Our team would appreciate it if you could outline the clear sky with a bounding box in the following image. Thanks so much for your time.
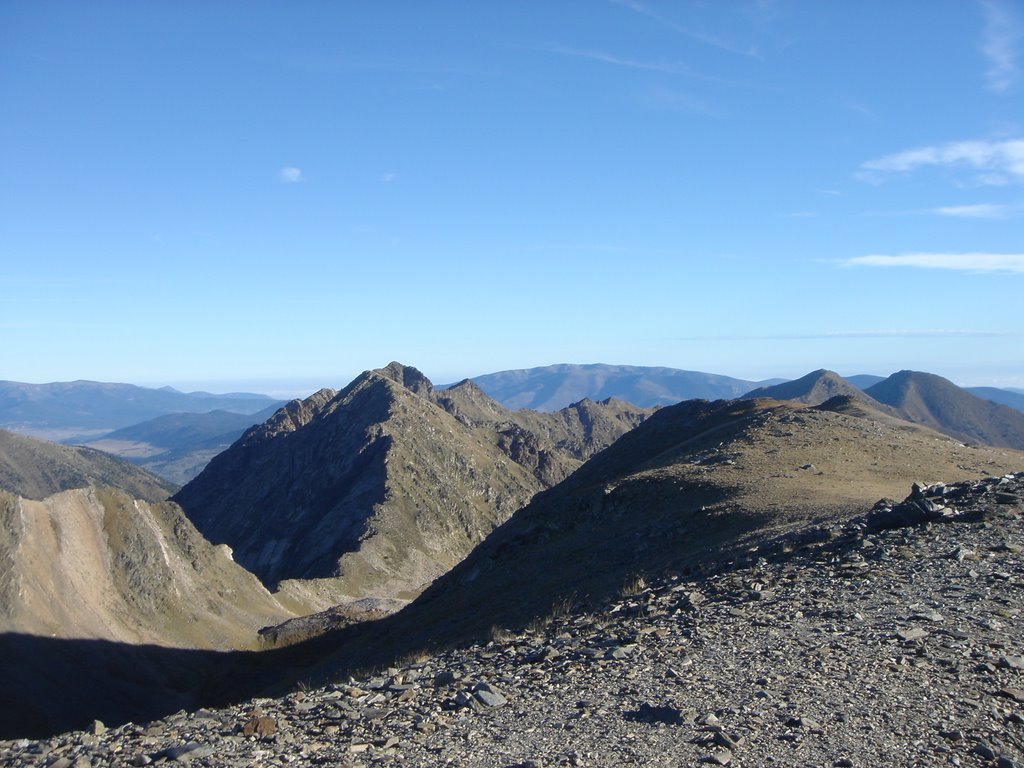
[2,1,1022,397]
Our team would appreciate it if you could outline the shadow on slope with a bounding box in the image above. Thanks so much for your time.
[0,633,327,740]
[0,634,228,739]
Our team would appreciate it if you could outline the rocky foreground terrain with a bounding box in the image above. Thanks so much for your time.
[4,474,1021,767]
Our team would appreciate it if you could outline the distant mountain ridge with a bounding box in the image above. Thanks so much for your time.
[79,405,282,484]
[964,386,1024,412]
[460,363,785,411]
[0,380,281,441]
[174,363,651,606]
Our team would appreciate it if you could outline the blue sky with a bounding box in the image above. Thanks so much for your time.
[2,1,1022,397]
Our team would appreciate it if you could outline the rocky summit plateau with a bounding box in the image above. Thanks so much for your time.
[0,361,1023,767]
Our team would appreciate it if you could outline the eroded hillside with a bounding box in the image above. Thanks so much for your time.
[0,486,299,649]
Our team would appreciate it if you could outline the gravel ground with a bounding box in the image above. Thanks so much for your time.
[3,473,1022,768]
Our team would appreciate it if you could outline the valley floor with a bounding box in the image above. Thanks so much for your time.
[2,475,1023,767]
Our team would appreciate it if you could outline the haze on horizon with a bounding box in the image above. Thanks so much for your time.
[2,1,1022,392]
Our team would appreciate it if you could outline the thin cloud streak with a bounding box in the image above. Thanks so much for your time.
[544,44,693,76]
[934,203,1019,218]
[842,252,1024,272]
[980,0,1021,93]
[673,329,1024,341]
[609,0,762,58]
[280,166,303,183]
[544,44,764,90]
[860,139,1024,184]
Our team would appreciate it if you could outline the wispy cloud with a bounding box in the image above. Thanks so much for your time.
[280,166,304,183]
[841,100,876,119]
[610,0,762,58]
[543,44,758,89]
[934,202,1020,218]
[545,44,693,76]
[674,329,1023,341]
[382,172,398,183]
[980,0,1021,92]
[841,252,1024,272]
[639,85,722,117]
[859,139,1024,185]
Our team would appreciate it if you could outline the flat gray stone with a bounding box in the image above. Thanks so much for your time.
[473,683,508,709]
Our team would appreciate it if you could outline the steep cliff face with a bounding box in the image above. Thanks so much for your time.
[174,364,651,603]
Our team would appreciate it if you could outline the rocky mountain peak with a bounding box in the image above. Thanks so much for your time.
[375,362,434,397]
[173,363,651,607]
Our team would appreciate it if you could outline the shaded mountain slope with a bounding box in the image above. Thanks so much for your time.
[463,363,783,411]
[866,370,1024,449]
[742,369,874,406]
[79,405,281,484]
[174,364,650,605]
[0,428,176,501]
[289,396,1024,679]
[0,486,298,649]
[0,379,279,441]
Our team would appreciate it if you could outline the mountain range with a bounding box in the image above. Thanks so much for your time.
[0,379,280,441]
[462,362,1024,413]
[3,366,1022,488]
[459,363,786,410]
[2,360,1024,742]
